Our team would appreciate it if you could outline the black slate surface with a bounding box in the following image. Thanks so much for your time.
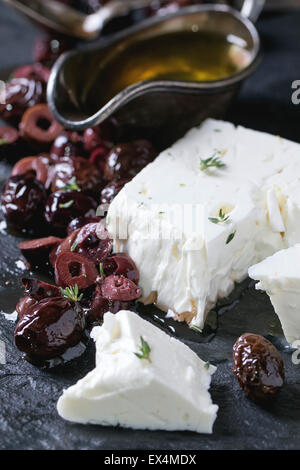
[1,2,300,450]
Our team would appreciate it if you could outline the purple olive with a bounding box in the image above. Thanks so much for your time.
[104,140,157,181]
[67,216,102,234]
[21,278,61,300]
[1,172,46,230]
[100,275,141,301]
[102,253,139,284]
[14,296,85,360]
[86,284,133,325]
[19,236,63,268]
[74,222,112,264]
[44,190,97,235]
[0,78,46,125]
[50,131,85,160]
[54,251,99,289]
[100,178,129,205]
[51,156,103,196]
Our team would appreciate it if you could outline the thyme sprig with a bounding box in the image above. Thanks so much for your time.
[226,230,236,244]
[134,336,151,362]
[208,208,230,225]
[200,151,226,171]
[70,240,78,252]
[59,200,74,209]
[99,262,105,277]
[62,177,80,192]
[190,324,202,334]
[60,284,83,302]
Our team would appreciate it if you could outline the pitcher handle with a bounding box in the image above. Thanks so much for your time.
[240,0,265,22]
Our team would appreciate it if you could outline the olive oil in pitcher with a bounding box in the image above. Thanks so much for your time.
[85,30,251,112]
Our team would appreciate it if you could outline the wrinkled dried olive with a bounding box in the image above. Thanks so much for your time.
[233,333,285,401]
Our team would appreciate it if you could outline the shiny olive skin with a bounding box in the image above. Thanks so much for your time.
[51,157,103,196]
[100,178,129,206]
[0,78,46,125]
[67,216,102,234]
[50,131,85,160]
[102,253,139,284]
[21,278,61,300]
[44,190,97,235]
[19,236,63,268]
[1,172,46,229]
[75,222,112,264]
[233,333,285,401]
[16,296,37,320]
[103,140,157,181]
[54,251,99,289]
[49,228,81,267]
[85,284,133,325]
[12,155,50,187]
[15,296,85,360]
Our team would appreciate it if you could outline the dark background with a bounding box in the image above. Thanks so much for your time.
[0,0,300,451]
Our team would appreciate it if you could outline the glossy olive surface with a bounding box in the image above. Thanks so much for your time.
[233,333,285,401]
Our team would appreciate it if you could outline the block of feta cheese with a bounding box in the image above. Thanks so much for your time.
[106,119,300,328]
[57,310,218,434]
[249,244,300,346]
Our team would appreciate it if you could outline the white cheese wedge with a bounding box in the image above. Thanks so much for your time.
[107,119,300,327]
[57,310,218,433]
[249,245,300,345]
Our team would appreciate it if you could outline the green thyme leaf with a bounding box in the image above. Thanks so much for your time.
[99,263,105,277]
[59,200,74,209]
[208,208,230,224]
[190,324,202,333]
[208,217,220,224]
[200,150,226,171]
[134,336,151,362]
[62,177,80,192]
[60,284,83,302]
[70,240,78,252]
[226,230,236,244]
[204,361,210,370]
